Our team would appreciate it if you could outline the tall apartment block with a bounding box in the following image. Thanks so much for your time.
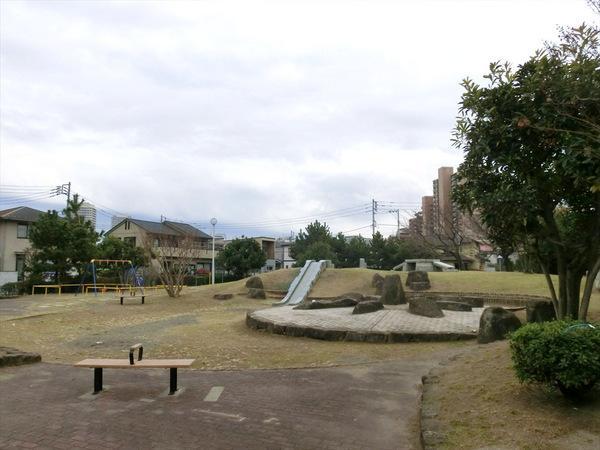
[432,166,454,235]
[421,195,434,236]
[78,202,97,229]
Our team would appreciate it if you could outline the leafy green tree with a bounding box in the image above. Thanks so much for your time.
[217,237,267,279]
[296,241,337,266]
[337,235,370,268]
[97,236,146,267]
[453,24,600,319]
[27,194,99,283]
[290,221,333,259]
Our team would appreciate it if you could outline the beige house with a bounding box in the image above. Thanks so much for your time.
[106,218,220,271]
[0,206,44,283]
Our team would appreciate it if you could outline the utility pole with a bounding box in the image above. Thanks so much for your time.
[55,182,71,208]
[388,209,400,236]
[371,199,378,237]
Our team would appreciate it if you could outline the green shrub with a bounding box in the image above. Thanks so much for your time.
[0,282,24,297]
[509,320,600,398]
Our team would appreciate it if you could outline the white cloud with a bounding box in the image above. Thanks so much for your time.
[0,0,594,235]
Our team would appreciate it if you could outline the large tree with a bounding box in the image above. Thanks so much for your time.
[452,24,600,319]
[27,194,99,283]
[217,237,266,279]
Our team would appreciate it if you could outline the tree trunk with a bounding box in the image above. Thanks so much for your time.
[579,257,600,320]
[566,270,582,320]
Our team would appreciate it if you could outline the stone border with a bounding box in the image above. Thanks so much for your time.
[0,347,42,367]
[246,312,476,343]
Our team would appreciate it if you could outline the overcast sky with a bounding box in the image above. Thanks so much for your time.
[0,0,594,237]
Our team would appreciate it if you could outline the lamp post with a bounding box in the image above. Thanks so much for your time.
[210,218,217,284]
[497,255,503,272]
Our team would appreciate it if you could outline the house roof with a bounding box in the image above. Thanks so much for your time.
[0,206,45,223]
[107,217,210,239]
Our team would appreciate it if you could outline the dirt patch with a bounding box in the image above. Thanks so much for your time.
[421,341,600,449]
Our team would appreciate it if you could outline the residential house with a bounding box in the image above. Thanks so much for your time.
[275,238,296,269]
[0,206,44,283]
[106,218,220,272]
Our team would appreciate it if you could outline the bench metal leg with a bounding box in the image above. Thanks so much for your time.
[141,296,145,305]
[169,368,177,395]
[93,368,103,394]
[120,297,123,305]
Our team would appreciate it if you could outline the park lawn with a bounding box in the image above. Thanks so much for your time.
[424,341,600,449]
[312,268,600,317]
[0,269,464,370]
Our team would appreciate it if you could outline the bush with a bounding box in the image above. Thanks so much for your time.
[0,282,24,297]
[509,320,600,398]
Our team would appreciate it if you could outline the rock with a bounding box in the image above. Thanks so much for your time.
[409,282,431,291]
[337,292,365,302]
[247,288,266,299]
[460,297,485,307]
[406,271,431,290]
[213,293,233,300]
[363,295,381,302]
[0,347,41,367]
[245,276,264,289]
[436,300,472,311]
[294,298,358,310]
[352,300,384,315]
[526,301,556,323]
[408,298,444,318]
[371,273,384,288]
[478,307,521,344]
[380,274,407,305]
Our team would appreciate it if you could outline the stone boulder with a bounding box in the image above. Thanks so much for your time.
[406,271,431,290]
[526,301,556,323]
[337,292,365,302]
[380,274,407,305]
[213,293,233,300]
[352,300,384,315]
[408,298,444,318]
[436,300,472,312]
[0,347,41,367]
[294,297,358,310]
[363,295,381,302]
[371,273,384,287]
[247,288,266,299]
[478,307,521,344]
[245,276,264,289]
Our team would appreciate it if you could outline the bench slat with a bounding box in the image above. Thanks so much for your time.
[75,359,194,368]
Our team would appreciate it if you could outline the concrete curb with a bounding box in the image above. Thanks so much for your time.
[246,312,476,343]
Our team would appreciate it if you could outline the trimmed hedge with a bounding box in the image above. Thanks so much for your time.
[509,320,600,398]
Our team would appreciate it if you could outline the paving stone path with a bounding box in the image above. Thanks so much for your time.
[0,351,462,449]
[251,305,481,337]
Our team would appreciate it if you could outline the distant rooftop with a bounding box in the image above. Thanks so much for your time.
[0,206,45,223]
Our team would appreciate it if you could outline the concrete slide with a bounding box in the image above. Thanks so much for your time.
[273,260,328,306]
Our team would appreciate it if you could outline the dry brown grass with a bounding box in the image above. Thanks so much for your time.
[0,270,464,370]
[426,341,600,449]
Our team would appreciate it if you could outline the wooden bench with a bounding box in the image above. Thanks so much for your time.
[119,294,145,305]
[75,344,194,395]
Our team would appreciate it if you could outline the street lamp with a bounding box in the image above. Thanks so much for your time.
[210,218,217,284]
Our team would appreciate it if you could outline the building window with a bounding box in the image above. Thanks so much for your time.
[124,220,131,230]
[15,254,25,280]
[17,223,29,239]
[124,236,136,246]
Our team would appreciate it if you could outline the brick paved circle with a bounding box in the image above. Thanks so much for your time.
[248,305,481,342]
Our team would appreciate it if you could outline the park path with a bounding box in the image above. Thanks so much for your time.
[0,351,460,450]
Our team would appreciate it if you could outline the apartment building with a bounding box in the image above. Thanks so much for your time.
[106,218,220,271]
[0,206,44,283]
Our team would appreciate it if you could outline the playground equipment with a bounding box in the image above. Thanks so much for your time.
[79,259,145,300]
[273,260,329,306]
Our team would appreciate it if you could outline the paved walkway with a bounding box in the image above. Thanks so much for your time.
[251,305,481,338]
[0,352,460,449]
